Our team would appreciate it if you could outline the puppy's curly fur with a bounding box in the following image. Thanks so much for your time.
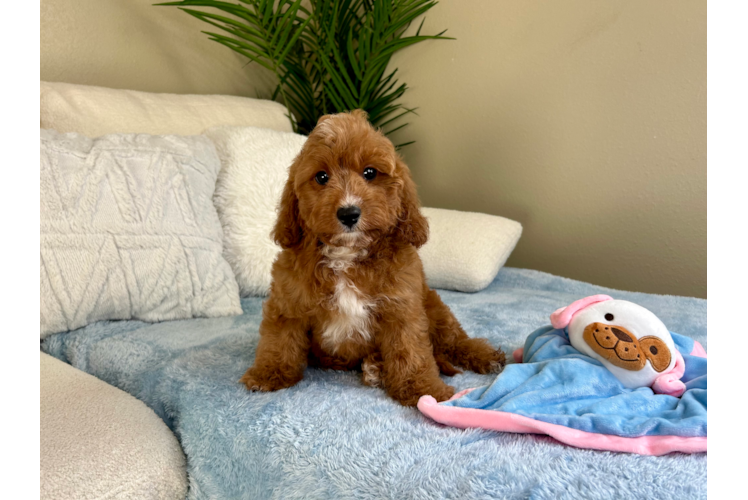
[241,110,506,406]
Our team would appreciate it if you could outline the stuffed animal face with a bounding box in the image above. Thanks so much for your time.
[567,300,676,389]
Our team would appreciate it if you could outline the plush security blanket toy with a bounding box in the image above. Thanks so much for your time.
[552,294,687,395]
[418,295,707,455]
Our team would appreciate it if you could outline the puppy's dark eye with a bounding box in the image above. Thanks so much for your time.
[363,167,377,181]
[315,171,329,185]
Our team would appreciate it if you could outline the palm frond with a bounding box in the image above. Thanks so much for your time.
[156,0,452,143]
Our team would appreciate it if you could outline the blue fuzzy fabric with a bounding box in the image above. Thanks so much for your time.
[441,327,707,439]
[41,268,707,499]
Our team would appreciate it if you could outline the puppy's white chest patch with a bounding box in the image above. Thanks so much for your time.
[321,246,373,351]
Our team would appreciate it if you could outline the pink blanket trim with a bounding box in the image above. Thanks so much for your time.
[691,341,707,358]
[417,341,708,456]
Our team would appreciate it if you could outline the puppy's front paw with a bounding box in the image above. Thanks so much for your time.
[239,370,272,392]
[239,368,300,392]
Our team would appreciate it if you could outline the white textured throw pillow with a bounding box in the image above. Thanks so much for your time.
[40,81,293,138]
[40,129,242,338]
[205,126,522,295]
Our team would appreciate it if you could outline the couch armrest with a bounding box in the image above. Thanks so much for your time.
[40,353,188,500]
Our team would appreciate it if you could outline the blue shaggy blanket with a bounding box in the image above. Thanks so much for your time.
[41,268,707,499]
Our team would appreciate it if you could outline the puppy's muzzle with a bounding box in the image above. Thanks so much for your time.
[337,205,361,229]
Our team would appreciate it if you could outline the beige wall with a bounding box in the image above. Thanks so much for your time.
[41,0,276,96]
[40,0,706,297]
[390,0,706,298]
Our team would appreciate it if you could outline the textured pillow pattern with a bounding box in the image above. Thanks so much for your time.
[40,81,293,138]
[205,126,308,296]
[205,126,522,296]
[40,129,242,337]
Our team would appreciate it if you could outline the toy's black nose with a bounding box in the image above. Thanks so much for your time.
[337,206,361,228]
[612,328,633,343]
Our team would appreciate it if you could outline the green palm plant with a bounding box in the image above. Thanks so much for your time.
[156,0,451,147]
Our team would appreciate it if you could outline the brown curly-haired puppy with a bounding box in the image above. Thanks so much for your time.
[240,110,506,406]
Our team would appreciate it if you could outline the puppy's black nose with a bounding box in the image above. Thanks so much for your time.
[337,206,361,228]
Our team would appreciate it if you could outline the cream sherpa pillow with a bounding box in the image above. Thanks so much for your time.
[205,126,522,295]
[419,208,522,292]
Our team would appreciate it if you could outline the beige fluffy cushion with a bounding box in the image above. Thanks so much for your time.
[205,126,307,296]
[40,81,293,138]
[40,353,188,500]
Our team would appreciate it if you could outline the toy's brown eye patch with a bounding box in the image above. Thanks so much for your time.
[639,336,671,372]
[605,313,614,321]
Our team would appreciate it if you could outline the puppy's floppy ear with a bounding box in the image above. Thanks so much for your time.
[395,157,429,248]
[272,173,303,249]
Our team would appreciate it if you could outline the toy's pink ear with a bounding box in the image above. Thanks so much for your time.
[550,295,614,329]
